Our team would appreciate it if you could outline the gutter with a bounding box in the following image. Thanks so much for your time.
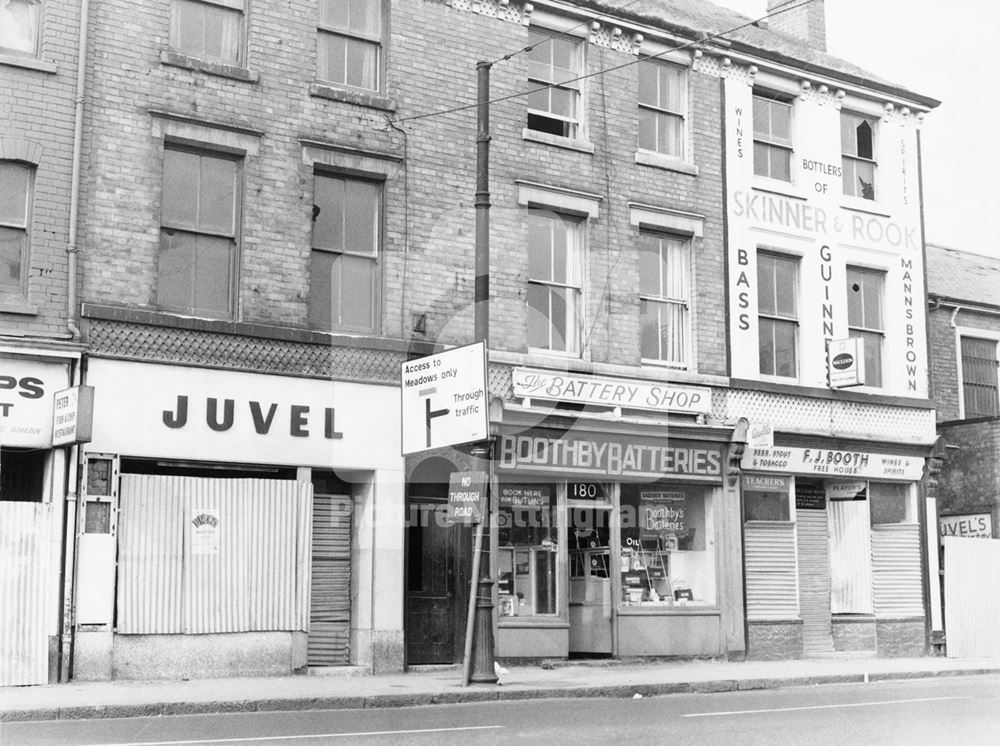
[66,0,91,340]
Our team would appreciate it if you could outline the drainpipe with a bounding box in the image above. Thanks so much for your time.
[66,0,90,340]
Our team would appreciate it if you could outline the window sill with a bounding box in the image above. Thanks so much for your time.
[521,128,595,154]
[160,50,259,83]
[839,199,891,218]
[526,347,582,362]
[641,358,690,372]
[498,617,569,629]
[0,53,57,74]
[0,301,39,316]
[634,150,698,176]
[309,82,396,112]
[751,180,805,201]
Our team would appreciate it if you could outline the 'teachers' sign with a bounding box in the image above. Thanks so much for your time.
[498,428,723,480]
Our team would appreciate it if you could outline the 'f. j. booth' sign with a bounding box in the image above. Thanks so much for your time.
[512,368,712,415]
[498,428,723,481]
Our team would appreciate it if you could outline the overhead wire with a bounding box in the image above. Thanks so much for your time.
[390,0,819,126]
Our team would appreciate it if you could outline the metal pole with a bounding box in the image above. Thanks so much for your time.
[474,60,491,345]
[462,518,485,686]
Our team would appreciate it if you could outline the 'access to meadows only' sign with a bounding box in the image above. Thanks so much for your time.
[400,341,489,455]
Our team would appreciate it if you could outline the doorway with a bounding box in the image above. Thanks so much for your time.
[404,458,471,665]
[568,505,613,656]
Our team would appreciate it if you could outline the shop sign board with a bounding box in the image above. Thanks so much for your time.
[498,428,723,481]
[512,367,711,415]
[84,359,402,469]
[447,471,487,524]
[828,481,867,501]
[827,338,865,388]
[747,422,774,449]
[0,358,71,448]
[52,385,95,446]
[401,342,488,455]
[638,492,687,541]
[940,513,993,540]
[742,445,923,481]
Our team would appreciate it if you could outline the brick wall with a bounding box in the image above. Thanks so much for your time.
[929,306,1000,421]
[0,0,80,336]
[79,0,728,376]
[937,419,1000,517]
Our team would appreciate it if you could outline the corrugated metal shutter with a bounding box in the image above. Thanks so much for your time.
[829,499,873,614]
[871,524,923,617]
[944,536,1000,657]
[308,494,352,666]
[797,508,833,654]
[117,478,184,633]
[745,522,799,619]
[0,502,51,686]
[118,475,311,635]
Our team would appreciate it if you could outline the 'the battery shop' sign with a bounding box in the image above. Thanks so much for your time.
[512,368,711,415]
[498,428,723,480]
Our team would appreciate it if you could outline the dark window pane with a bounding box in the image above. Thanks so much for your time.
[638,108,657,152]
[337,253,375,330]
[313,175,345,251]
[0,226,24,289]
[771,102,791,141]
[309,250,335,329]
[550,286,568,351]
[192,234,233,316]
[344,37,377,90]
[551,220,567,284]
[757,255,775,315]
[199,156,237,234]
[344,179,378,254]
[317,32,346,83]
[753,142,769,177]
[856,120,873,160]
[527,283,549,348]
[759,318,775,376]
[157,229,195,310]
[0,162,30,224]
[527,216,550,281]
[640,299,659,359]
[161,149,200,228]
[774,257,796,316]
[769,146,791,181]
[638,61,657,107]
[774,320,796,377]
[638,238,660,296]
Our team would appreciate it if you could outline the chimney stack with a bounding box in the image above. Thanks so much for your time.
[766,0,826,52]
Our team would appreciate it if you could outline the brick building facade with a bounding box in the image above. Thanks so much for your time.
[2,0,944,683]
[926,244,1000,537]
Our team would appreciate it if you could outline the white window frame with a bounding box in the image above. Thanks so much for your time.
[846,265,886,388]
[525,26,584,141]
[157,144,242,319]
[757,250,799,379]
[956,328,1000,419]
[526,209,583,355]
[0,159,33,297]
[0,0,41,57]
[637,57,687,160]
[841,110,878,201]
[309,171,381,333]
[169,0,246,67]
[637,231,691,368]
[316,0,382,93]
[752,91,793,183]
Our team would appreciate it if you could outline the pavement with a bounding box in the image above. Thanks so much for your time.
[2,655,1000,723]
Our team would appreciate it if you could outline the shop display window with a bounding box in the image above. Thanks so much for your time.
[497,484,557,617]
[743,474,792,521]
[619,482,715,607]
[869,482,914,525]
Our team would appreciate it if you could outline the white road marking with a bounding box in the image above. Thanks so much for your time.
[89,724,504,746]
[683,695,971,718]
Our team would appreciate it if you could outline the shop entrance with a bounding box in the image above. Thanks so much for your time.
[568,505,613,656]
[404,459,471,665]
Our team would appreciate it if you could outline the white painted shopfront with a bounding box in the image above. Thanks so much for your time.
[0,350,76,686]
[75,359,404,680]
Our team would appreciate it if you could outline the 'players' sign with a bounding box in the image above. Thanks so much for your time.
[400,342,489,454]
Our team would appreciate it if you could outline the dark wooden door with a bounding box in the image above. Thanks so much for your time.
[405,498,470,665]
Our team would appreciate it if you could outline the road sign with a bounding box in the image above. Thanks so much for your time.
[401,341,489,454]
[447,471,487,524]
